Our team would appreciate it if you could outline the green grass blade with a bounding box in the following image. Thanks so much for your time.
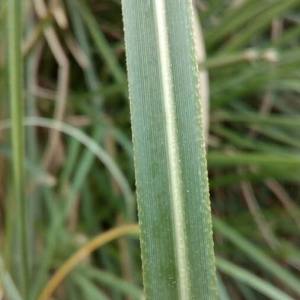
[216,273,231,300]
[221,0,299,52]
[208,151,300,168]
[0,145,54,186]
[205,0,271,48]
[73,273,110,300]
[122,0,218,299]
[83,267,143,300]
[7,0,29,297]
[25,6,41,278]
[75,0,128,97]
[213,218,300,296]
[216,257,295,300]
[213,112,300,127]
[237,282,257,300]
[67,0,104,109]
[0,256,23,300]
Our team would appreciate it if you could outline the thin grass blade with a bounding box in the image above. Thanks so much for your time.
[7,0,29,297]
[214,218,300,296]
[216,257,295,300]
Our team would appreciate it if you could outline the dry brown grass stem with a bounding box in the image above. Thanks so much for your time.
[239,174,279,250]
[37,225,140,300]
[33,0,70,170]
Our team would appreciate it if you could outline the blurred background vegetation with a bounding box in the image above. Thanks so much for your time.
[1,0,300,299]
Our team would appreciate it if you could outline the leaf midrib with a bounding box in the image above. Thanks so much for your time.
[153,0,190,298]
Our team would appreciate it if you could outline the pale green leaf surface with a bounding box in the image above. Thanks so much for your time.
[122,0,217,299]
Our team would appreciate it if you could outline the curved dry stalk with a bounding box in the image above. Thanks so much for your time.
[33,0,69,170]
[64,35,89,68]
[22,15,52,57]
[37,225,140,300]
[49,0,68,30]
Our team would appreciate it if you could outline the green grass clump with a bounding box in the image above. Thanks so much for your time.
[1,0,300,299]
